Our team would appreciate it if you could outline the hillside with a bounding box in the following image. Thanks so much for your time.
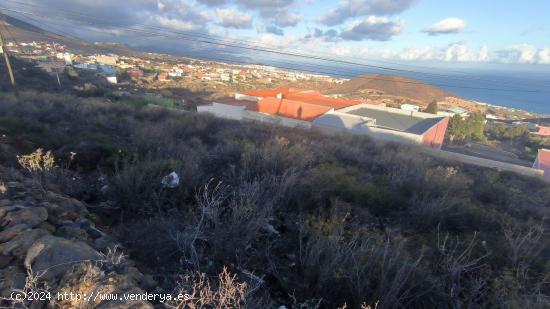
[1,91,549,308]
[329,73,457,103]
[0,13,136,56]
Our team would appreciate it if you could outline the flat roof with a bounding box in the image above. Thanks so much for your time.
[347,107,444,134]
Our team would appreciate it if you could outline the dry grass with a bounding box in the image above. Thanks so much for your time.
[16,148,55,173]
[2,90,550,307]
[167,267,247,309]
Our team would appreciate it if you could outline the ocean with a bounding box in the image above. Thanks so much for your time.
[230,54,550,115]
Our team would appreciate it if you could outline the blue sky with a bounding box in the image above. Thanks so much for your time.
[3,0,550,66]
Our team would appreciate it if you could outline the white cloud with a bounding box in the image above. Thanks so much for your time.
[272,11,301,27]
[423,17,466,35]
[538,48,550,64]
[157,1,165,11]
[330,45,352,56]
[319,0,418,26]
[216,8,253,29]
[340,16,404,41]
[398,46,435,61]
[395,43,489,62]
[496,44,545,64]
[156,16,202,31]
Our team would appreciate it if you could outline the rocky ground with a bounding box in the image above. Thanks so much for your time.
[0,165,156,308]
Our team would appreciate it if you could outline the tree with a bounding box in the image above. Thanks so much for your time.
[447,113,486,143]
[425,100,439,114]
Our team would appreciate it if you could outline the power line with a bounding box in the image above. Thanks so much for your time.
[2,1,550,89]
[3,6,550,96]
[2,7,550,115]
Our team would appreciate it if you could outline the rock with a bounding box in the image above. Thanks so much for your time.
[56,225,90,241]
[0,199,11,207]
[0,205,23,219]
[161,171,180,188]
[37,221,57,233]
[0,228,50,257]
[41,196,88,226]
[3,207,48,228]
[0,265,26,298]
[92,236,117,251]
[0,223,30,242]
[0,254,13,268]
[24,235,101,280]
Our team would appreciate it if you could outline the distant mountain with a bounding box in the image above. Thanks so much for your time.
[0,13,136,55]
[329,74,457,103]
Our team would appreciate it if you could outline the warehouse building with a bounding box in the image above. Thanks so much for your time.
[312,104,449,149]
[198,88,449,149]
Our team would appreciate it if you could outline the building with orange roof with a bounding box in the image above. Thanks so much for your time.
[255,97,333,121]
[197,88,450,149]
[242,88,360,110]
[533,148,550,182]
[533,125,550,137]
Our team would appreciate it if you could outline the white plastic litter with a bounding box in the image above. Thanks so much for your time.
[161,171,180,188]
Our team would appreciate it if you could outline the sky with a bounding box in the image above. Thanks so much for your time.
[2,0,550,67]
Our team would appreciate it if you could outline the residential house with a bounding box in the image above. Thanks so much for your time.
[533,149,550,182]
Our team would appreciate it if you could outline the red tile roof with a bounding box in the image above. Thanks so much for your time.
[256,97,333,121]
[243,88,359,110]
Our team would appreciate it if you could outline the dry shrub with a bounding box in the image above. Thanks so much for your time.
[0,268,54,309]
[17,148,55,173]
[167,267,247,309]
[434,229,489,307]
[296,211,424,308]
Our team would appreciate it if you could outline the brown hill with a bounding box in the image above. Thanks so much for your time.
[329,74,457,103]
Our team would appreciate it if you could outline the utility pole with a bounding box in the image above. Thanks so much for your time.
[0,27,17,96]
[52,41,61,88]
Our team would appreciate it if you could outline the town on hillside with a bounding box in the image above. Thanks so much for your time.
[1,38,549,181]
[2,3,550,308]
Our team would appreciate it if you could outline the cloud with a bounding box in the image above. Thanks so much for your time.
[265,24,284,35]
[395,43,489,62]
[235,0,294,11]
[444,43,487,62]
[303,28,339,42]
[423,18,466,35]
[538,48,550,64]
[496,44,547,64]
[330,45,352,56]
[197,0,228,6]
[340,16,404,41]
[319,0,417,26]
[272,11,301,27]
[156,16,204,31]
[216,8,253,29]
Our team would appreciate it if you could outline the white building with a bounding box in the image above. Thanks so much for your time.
[400,104,420,112]
[106,76,118,84]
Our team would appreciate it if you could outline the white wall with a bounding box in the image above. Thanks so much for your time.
[197,102,311,129]
[244,111,311,129]
[235,93,260,102]
[197,102,246,120]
